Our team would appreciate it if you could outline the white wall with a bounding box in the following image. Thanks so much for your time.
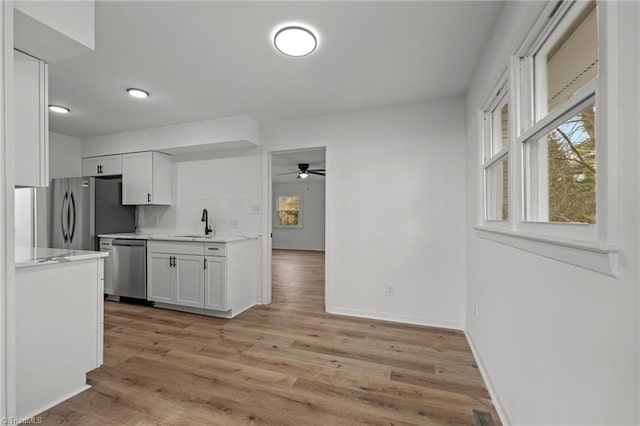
[465,2,639,425]
[49,131,82,179]
[272,180,325,251]
[264,98,466,329]
[139,152,263,239]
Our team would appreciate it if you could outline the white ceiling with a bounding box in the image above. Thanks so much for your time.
[272,148,326,183]
[48,1,503,139]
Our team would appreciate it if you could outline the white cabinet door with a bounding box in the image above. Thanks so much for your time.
[147,253,174,303]
[122,152,153,205]
[14,50,48,187]
[82,157,101,177]
[204,256,227,311]
[100,155,122,175]
[174,254,204,308]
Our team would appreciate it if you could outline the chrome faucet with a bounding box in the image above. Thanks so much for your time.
[201,209,213,235]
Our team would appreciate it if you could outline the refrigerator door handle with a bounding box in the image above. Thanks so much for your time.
[69,192,77,243]
[61,192,69,242]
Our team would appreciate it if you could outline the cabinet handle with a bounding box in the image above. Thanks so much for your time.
[147,192,151,203]
[173,257,177,267]
[204,258,207,270]
[169,256,174,267]
[208,247,218,251]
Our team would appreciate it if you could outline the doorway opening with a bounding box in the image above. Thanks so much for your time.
[269,148,326,309]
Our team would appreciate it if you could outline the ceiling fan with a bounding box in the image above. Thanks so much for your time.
[277,163,325,179]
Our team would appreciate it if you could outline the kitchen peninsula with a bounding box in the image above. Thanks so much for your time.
[14,247,106,419]
[99,233,261,319]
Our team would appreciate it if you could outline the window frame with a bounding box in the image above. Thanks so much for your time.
[475,0,620,276]
[274,190,303,229]
[481,74,510,226]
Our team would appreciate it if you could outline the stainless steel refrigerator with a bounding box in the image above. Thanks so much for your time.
[51,177,136,251]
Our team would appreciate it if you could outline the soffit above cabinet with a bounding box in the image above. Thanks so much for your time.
[81,115,260,158]
[14,2,95,64]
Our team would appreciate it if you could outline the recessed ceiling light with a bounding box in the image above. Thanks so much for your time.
[274,26,317,57]
[49,105,70,114]
[127,88,149,98]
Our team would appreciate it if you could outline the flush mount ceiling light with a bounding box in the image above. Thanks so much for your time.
[127,88,149,98]
[274,25,317,57]
[49,105,70,114]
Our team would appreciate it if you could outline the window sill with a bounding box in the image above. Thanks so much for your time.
[474,226,620,277]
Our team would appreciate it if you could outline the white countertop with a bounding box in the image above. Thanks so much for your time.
[98,233,259,243]
[15,246,108,269]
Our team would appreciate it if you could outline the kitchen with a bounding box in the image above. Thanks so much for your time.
[3,1,640,425]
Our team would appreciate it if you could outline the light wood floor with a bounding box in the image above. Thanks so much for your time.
[39,249,499,425]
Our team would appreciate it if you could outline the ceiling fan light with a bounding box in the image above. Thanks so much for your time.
[299,172,309,179]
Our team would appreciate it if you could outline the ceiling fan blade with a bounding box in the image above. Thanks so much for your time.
[308,168,325,172]
[276,171,299,176]
[308,171,325,176]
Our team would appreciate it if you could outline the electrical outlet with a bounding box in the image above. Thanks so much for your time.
[385,285,395,297]
[230,219,238,229]
[473,303,479,317]
[152,215,159,225]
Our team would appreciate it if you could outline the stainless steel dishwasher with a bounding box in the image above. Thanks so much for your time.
[112,239,147,299]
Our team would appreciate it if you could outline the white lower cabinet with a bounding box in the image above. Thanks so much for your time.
[204,255,227,311]
[148,252,174,303]
[145,239,259,318]
[175,254,205,308]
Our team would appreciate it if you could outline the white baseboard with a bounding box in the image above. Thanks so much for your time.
[19,384,91,423]
[326,306,464,331]
[465,330,511,426]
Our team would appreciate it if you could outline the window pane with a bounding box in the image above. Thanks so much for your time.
[485,156,509,221]
[278,196,299,226]
[489,99,509,156]
[500,102,509,148]
[541,1,598,114]
[525,104,596,224]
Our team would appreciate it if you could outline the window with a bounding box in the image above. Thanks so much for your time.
[522,0,598,225]
[476,0,618,276]
[482,80,509,222]
[277,195,301,227]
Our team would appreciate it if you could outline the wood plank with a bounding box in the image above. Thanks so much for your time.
[38,249,501,425]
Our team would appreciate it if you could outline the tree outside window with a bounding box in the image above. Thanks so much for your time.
[278,196,300,226]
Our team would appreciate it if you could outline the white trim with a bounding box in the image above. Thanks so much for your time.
[2,2,14,419]
[465,330,511,426]
[482,147,508,169]
[518,81,596,144]
[326,306,464,331]
[475,226,619,276]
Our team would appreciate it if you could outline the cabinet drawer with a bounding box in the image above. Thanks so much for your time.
[204,242,226,257]
[148,241,204,256]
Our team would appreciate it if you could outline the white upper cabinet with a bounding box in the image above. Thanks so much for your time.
[122,151,172,205]
[14,50,48,188]
[82,154,122,177]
